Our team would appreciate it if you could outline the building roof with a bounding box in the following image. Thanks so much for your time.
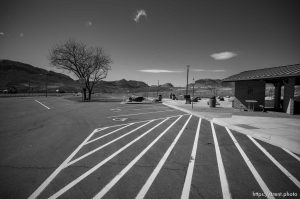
[223,64,300,82]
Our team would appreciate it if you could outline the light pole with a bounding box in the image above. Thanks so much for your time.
[192,77,195,109]
[157,80,159,97]
[186,65,190,96]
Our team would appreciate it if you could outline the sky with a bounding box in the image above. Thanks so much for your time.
[1,0,300,86]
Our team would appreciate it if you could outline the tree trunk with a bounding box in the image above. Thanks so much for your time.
[83,88,87,101]
[88,91,92,101]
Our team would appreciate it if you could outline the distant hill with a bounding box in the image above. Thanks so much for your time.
[0,60,152,93]
[194,79,233,88]
[0,59,78,92]
[0,60,231,94]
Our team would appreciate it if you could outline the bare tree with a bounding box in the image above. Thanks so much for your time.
[49,39,112,101]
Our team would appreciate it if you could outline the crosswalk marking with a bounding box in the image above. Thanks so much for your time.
[248,135,300,188]
[211,122,232,199]
[181,118,201,199]
[282,147,300,161]
[136,114,193,199]
[67,120,153,166]
[93,115,183,199]
[29,112,300,199]
[86,123,134,145]
[226,128,275,199]
[48,117,170,199]
[28,128,100,199]
[107,109,176,118]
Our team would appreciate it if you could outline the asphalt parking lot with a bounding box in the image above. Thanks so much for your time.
[0,97,299,199]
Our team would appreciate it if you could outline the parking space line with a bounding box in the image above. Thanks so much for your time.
[282,147,300,161]
[211,122,231,199]
[181,118,201,199]
[86,123,134,145]
[28,128,100,199]
[107,109,176,118]
[97,114,188,131]
[67,120,154,167]
[136,114,193,199]
[248,136,300,188]
[126,107,171,111]
[93,115,183,198]
[34,100,50,109]
[49,117,170,199]
[226,128,274,199]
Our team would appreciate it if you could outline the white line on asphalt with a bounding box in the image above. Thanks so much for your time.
[48,117,170,199]
[34,100,50,109]
[107,109,176,118]
[93,115,183,199]
[136,114,193,199]
[28,128,100,199]
[248,135,300,188]
[96,114,188,131]
[126,107,171,111]
[226,128,274,199]
[181,118,201,199]
[210,122,231,199]
[67,120,154,167]
[282,147,300,161]
[118,105,160,109]
[86,123,134,145]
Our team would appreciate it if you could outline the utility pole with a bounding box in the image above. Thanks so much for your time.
[157,80,159,97]
[192,77,195,109]
[186,65,190,96]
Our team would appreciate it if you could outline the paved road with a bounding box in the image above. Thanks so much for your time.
[0,97,299,198]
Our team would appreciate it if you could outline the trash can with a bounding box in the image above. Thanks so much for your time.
[184,95,191,104]
[158,94,162,101]
[209,96,216,107]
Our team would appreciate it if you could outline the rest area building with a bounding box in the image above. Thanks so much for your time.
[223,64,300,114]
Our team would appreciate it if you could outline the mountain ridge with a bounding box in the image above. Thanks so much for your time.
[0,59,231,93]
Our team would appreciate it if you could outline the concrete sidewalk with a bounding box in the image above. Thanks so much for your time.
[163,98,300,155]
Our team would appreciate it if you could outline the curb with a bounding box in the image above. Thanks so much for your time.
[163,102,300,154]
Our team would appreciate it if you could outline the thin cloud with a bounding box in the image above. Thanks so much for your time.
[134,9,147,23]
[85,21,92,27]
[138,69,183,73]
[191,69,226,72]
[0,32,4,36]
[19,32,24,37]
[210,51,237,60]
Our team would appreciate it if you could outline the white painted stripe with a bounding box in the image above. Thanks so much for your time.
[67,120,154,166]
[34,100,50,109]
[226,128,274,199]
[127,107,171,111]
[282,147,300,161]
[48,117,170,199]
[28,128,100,199]
[96,114,188,131]
[248,135,300,188]
[93,115,183,199]
[181,118,201,199]
[86,123,134,145]
[136,114,193,199]
[210,122,231,199]
[118,105,160,109]
[107,109,176,118]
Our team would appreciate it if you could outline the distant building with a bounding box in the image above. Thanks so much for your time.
[223,64,300,114]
